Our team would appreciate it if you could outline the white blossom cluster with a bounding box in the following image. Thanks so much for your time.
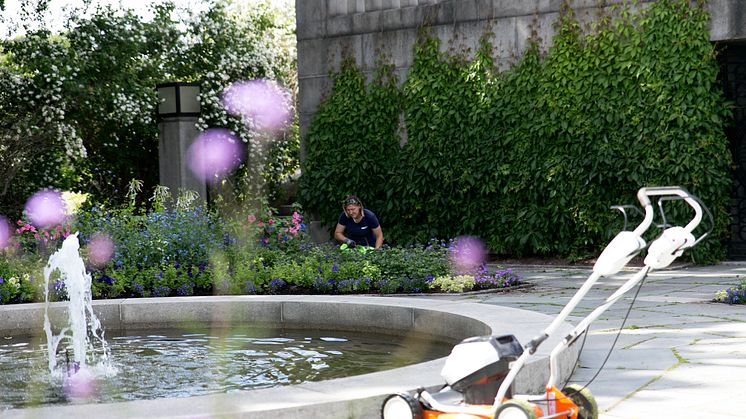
[1,0,298,203]
[184,2,296,199]
[112,89,155,127]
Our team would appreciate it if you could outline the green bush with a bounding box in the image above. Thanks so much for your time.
[75,205,226,270]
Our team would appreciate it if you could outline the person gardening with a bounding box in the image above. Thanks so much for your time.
[334,195,383,249]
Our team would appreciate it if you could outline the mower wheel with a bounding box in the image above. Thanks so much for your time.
[381,392,423,419]
[493,399,538,419]
[562,384,598,419]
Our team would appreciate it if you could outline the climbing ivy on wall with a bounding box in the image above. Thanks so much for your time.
[300,0,732,262]
[299,57,401,221]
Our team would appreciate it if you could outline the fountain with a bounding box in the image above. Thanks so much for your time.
[0,234,580,418]
[42,233,114,395]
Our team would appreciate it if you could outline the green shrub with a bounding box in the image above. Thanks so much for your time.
[75,205,225,270]
[0,203,521,302]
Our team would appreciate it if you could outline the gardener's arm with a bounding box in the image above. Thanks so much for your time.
[334,223,348,243]
[373,226,383,249]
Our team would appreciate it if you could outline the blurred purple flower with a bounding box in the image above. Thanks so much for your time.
[449,236,487,274]
[0,216,10,248]
[221,79,292,131]
[24,190,67,228]
[63,366,96,400]
[88,234,115,267]
[187,128,245,183]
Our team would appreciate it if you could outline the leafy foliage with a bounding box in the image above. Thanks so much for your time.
[300,0,732,262]
[1,197,514,301]
[298,56,401,229]
[0,0,298,216]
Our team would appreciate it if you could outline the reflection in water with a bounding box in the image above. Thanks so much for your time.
[0,326,450,409]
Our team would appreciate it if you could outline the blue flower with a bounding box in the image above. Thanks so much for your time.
[96,275,115,285]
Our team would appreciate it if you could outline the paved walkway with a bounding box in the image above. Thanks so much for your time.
[450,263,746,419]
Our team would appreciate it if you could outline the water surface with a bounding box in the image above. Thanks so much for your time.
[0,326,450,409]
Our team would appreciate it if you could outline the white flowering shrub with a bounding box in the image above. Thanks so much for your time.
[0,0,297,214]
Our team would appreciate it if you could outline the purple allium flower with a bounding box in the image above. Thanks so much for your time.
[0,216,11,248]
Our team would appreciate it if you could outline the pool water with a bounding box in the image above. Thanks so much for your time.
[0,326,451,409]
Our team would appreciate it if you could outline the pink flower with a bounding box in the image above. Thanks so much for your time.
[33,234,40,240]
[247,214,256,224]
[16,220,22,226]
[267,219,274,225]
[88,234,115,267]
[257,221,264,227]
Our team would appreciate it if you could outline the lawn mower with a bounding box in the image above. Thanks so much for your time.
[381,186,712,419]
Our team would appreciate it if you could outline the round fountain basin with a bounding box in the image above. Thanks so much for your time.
[2,326,451,408]
[0,295,580,418]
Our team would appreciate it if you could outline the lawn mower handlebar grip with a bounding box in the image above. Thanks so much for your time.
[526,333,548,355]
[637,186,703,234]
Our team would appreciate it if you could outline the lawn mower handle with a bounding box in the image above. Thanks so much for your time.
[636,186,703,234]
[491,186,706,410]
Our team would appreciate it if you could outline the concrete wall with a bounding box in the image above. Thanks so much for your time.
[296,0,746,148]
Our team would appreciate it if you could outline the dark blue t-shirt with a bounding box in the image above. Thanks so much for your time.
[338,208,380,247]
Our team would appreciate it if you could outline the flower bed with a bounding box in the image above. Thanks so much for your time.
[714,280,746,304]
[0,204,521,304]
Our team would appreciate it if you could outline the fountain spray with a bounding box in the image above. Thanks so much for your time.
[43,233,112,377]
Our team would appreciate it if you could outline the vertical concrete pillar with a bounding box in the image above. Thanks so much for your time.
[156,82,206,204]
[157,117,206,202]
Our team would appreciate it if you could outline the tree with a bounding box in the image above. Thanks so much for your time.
[0,0,297,216]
